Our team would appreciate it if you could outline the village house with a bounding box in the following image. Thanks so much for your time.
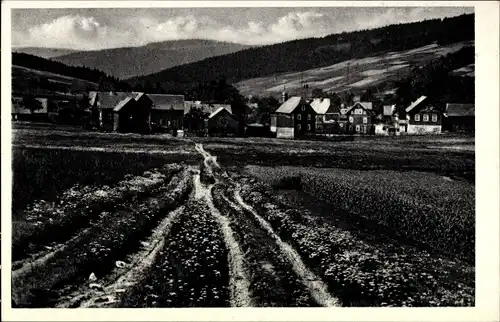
[148,94,185,132]
[88,91,152,133]
[310,98,330,133]
[443,103,474,133]
[274,96,316,139]
[374,104,401,136]
[340,101,376,134]
[207,105,239,136]
[405,96,442,134]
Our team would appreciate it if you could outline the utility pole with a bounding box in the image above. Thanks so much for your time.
[346,62,350,84]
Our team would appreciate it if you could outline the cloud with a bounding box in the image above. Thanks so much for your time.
[12,8,473,50]
[19,15,106,49]
[270,12,331,38]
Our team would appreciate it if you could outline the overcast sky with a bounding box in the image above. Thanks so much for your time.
[11,7,474,50]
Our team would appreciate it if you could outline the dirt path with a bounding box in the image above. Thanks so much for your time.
[194,143,340,307]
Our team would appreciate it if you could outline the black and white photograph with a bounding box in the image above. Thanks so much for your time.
[1,1,499,320]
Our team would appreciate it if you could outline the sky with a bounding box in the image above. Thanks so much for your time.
[11,7,474,50]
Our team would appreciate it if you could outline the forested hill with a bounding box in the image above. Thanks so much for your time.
[128,14,474,94]
[13,53,131,91]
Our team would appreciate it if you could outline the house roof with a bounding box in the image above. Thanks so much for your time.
[445,103,475,117]
[405,95,427,113]
[208,106,235,119]
[148,94,185,111]
[310,98,331,115]
[88,91,98,106]
[184,101,231,115]
[113,97,135,112]
[383,105,396,116]
[92,91,135,110]
[344,101,375,115]
[275,96,304,114]
[210,104,232,115]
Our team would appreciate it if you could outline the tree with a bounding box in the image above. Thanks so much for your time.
[328,92,342,106]
[184,106,209,134]
[343,92,356,106]
[361,88,375,102]
[23,96,44,114]
[255,96,279,126]
[311,88,326,98]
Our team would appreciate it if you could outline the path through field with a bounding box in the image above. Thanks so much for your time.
[11,141,474,307]
[11,142,340,308]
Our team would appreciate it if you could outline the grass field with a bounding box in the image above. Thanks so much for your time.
[235,40,474,96]
[10,125,475,307]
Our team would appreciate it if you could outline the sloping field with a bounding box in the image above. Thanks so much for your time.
[12,65,99,94]
[235,40,474,96]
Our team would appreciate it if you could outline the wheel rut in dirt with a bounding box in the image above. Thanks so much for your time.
[196,142,339,307]
[12,167,194,308]
[13,164,183,264]
[118,193,231,307]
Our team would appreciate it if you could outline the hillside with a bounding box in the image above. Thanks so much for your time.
[12,53,130,95]
[236,40,474,97]
[127,14,474,95]
[13,47,79,59]
[54,39,251,79]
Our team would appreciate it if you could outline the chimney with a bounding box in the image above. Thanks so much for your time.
[281,91,288,104]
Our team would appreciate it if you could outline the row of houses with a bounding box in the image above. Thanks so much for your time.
[12,91,474,138]
[12,91,241,136]
[271,94,474,139]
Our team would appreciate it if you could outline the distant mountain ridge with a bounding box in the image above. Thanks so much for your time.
[127,14,474,95]
[13,47,79,59]
[52,39,252,79]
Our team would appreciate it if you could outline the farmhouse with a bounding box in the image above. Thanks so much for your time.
[310,98,330,133]
[443,103,474,133]
[274,96,316,139]
[89,91,152,133]
[340,102,376,134]
[148,94,185,132]
[405,96,442,134]
[207,105,239,136]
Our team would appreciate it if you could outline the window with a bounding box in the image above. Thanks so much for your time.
[355,109,363,115]
[297,114,301,121]
[302,106,306,112]
[297,124,302,131]
[356,125,360,132]
[423,114,429,122]
[339,123,344,127]
[432,114,438,122]
[307,124,311,131]
[414,114,420,121]
[307,114,311,121]
[363,117,368,124]
[349,116,354,123]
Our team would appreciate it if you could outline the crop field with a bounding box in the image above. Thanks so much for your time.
[11,126,474,307]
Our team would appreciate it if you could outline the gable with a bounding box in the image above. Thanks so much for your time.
[310,98,331,115]
[345,102,375,116]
